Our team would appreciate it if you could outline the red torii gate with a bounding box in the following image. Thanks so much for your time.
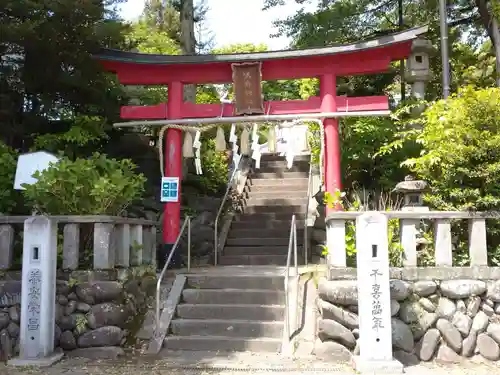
[96,26,427,257]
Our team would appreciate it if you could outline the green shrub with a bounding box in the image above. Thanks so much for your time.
[0,142,19,214]
[23,152,146,215]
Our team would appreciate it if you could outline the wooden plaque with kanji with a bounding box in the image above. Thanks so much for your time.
[231,62,264,115]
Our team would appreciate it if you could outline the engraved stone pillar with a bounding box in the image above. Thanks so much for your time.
[9,216,63,366]
[352,212,403,374]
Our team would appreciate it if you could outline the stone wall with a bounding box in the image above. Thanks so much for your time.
[315,267,500,365]
[0,268,155,360]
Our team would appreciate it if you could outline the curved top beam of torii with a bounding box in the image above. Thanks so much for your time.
[95,26,428,85]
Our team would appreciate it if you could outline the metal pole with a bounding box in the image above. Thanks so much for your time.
[112,110,391,129]
[439,0,450,99]
[187,217,191,272]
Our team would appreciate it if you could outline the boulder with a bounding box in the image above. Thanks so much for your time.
[440,280,486,299]
[418,328,440,361]
[451,311,472,337]
[477,333,500,361]
[436,318,462,353]
[413,281,437,297]
[313,339,352,362]
[77,326,123,348]
[317,299,358,329]
[75,281,123,305]
[391,318,414,353]
[90,303,129,329]
[390,280,411,301]
[318,279,357,306]
[317,319,356,349]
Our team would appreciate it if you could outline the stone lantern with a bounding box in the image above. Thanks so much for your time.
[405,38,434,114]
[393,176,429,212]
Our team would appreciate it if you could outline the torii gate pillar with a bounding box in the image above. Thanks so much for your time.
[320,74,342,212]
[161,81,184,268]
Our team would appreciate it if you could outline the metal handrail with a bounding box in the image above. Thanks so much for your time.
[214,157,243,266]
[282,214,299,353]
[303,154,313,265]
[155,216,191,330]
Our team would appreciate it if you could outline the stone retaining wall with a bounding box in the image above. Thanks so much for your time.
[314,267,500,365]
[0,268,156,360]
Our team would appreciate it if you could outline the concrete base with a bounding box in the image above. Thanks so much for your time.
[352,356,404,374]
[7,348,64,367]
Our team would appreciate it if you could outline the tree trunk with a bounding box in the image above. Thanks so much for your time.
[180,0,196,102]
[476,0,500,87]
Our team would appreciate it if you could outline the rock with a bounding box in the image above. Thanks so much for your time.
[0,329,12,360]
[75,281,123,305]
[391,318,414,353]
[436,345,462,363]
[495,303,500,315]
[471,311,489,333]
[68,292,78,301]
[56,280,70,296]
[481,302,494,317]
[412,312,438,340]
[8,306,19,324]
[390,280,411,301]
[486,323,500,344]
[440,280,486,299]
[477,333,500,361]
[353,340,360,355]
[60,330,77,350]
[66,346,125,360]
[428,294,440,304]
[313,339,351,362]
[318,279,357,306]
[452,311,472,337]
[487,280,500,302]
[456,300,466,314]
[391,300,400,316]
[0,312,9,330]
[348,305,358,313]
[419,298,436,313]
[317,319,356,349]
[6,322,19,338]
[418,329,440,361]
[317,299,358,329]
[467,296,482,317]
[462,331,477,357]
[77,326,123,348]
[484,299,494,307]
[352,328,359,339]
[57,295,69,306]
[394,350,419,366]
[90,303,129,329]
[413,281,437,297]
[58,315,77,331]
[65,300,77,316]
[437,298,456,319]
[54,324,61,347]
[436,318,462,353]
[399,301,425,324]
[76,302,91,313]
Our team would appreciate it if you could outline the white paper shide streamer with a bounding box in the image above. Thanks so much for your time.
[182,131,194,158]
[193,131,202,174]
[251,123,261,169]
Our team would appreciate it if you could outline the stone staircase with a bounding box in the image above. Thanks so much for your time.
[163,273,286,352]
[220,154,310,266]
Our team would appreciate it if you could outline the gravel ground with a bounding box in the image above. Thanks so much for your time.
[1,351,500,375]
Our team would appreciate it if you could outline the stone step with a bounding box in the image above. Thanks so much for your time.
[234,212,306,222]
[260,154,310,162]
[223,246,290,255]
[245,190,306,199]
[163,335,282,352]
[170,319,284,338]
[226,237,304,247]
[248,178,308,189]
[182,289,285,305]
[231,220,305,230]
[245,197,308,207]
[251,171,309,179]
[186,275,284,290]
[242,205,307,215]
[228,228,304,239]
[256,164,309,174]
[219,254,295,266]
[176,304,285,321]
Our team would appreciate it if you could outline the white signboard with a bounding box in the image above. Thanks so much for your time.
[13,151,59,190]
[160,177,179,203]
